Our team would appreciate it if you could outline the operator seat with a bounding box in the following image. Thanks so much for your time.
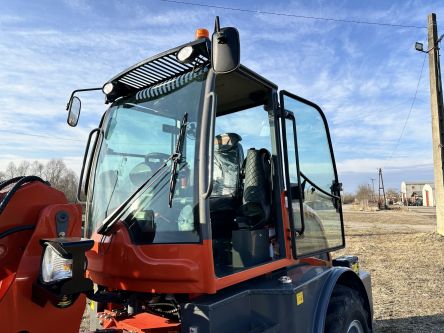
[210,133,244,236]
[231,148,273,269]
[237,148,272,229]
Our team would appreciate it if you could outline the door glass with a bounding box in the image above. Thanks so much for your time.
[294,103,335,193]
[211,105,276,276]
[282,93,344,257]
[284,118,302,233]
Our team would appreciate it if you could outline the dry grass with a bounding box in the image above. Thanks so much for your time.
[334,207,444,333]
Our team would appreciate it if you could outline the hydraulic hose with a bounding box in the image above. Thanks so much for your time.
[0,176,49,215]
[0,176,26,191]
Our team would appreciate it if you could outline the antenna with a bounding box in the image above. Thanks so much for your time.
[214,16,221,33]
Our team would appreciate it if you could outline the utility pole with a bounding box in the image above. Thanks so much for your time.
[378,168,387,210]
[427,13,444,235]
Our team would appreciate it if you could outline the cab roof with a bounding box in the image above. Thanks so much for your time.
[105,38,277,104]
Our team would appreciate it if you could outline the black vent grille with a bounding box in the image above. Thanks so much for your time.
[118,54,209,89]
[107,39,210,96]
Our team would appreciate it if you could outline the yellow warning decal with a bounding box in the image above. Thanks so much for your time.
[296,291,304,305]
[90,284,98,310]
[352,262,360,274]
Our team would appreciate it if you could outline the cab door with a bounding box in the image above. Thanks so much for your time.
[280,91,345,258]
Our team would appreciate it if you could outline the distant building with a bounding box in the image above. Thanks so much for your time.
[400,181,435,207]
[422,184,435,207]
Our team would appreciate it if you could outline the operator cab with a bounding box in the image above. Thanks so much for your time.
[65,24,345,294]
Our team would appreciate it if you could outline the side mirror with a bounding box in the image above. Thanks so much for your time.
[67,96,81,127]
[211,17,240,74]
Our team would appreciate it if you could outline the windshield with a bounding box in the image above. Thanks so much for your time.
[86,67,208,243]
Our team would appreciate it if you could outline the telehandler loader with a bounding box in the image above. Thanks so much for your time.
[0,18,372,333]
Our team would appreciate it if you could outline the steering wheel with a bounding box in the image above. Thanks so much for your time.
[144,152,170,165]
[129,152,170,187]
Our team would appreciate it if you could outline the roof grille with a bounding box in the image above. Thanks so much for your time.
[109,40,210,93]
[136,67,208,102]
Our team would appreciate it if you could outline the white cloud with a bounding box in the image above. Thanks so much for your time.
[0,14,24,24]
[338,156,433,173]
[62,0,93,13]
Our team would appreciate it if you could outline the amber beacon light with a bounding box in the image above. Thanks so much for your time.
[195,28,209,39]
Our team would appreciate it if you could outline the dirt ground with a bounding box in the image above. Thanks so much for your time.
[334,205,444,333]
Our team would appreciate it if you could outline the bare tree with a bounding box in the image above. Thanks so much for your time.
[44,159,67,187]
[342,193,356,204]
[356,184,372,201]
[16,160,31,176]
[30,161,45,177]
[43,159,78,202]
[5,162,17,178]
[1,159,78,203]
[56,168,78,202]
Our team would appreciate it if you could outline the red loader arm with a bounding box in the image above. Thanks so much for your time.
[0,177,85,332]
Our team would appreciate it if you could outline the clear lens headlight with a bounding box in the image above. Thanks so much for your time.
[41,243,73,283]
[102,82,114,95]
[177,46,196,63]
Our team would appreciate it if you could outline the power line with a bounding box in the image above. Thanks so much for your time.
[0,129,164,146]
[376,99,415,113]
[159,0,426,30]
[386,53,427,165]
[0,129,84,142]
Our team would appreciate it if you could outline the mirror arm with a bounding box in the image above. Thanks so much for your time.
[214,16,220,33]
[66,87,102,110]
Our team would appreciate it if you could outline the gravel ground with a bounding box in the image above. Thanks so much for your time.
[334,206,444,333]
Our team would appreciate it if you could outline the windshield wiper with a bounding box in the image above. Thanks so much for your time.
[168,112,188,208]
[97,156,172,236]
[97,113,189,235]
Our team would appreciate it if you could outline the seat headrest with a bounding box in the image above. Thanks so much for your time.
[214,133,242,152]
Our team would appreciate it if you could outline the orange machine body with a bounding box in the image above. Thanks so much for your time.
[85,192,298,295]
[87,227,296,295]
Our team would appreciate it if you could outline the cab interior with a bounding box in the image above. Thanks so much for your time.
[211,67,281,276]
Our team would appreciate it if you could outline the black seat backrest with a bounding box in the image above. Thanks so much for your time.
[238,148,272,229]
[210,133,244,212]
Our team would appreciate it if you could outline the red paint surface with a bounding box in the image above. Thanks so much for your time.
[0,182,85,332]
[101,310,180,333]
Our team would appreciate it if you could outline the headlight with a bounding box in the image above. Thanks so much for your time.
[102,82,114,95]
[176,45,197,63]
[41,243,73,283]
[37,237,94,303]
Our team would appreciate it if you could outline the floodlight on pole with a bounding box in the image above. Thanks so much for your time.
[415,34,444,53]
[415,42,424,52]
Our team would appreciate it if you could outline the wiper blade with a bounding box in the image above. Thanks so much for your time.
[168,112,188,208]
[97,155,172,236]
[97,113,188,235]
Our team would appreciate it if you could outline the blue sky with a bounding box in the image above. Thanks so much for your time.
[1,0,443,192]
